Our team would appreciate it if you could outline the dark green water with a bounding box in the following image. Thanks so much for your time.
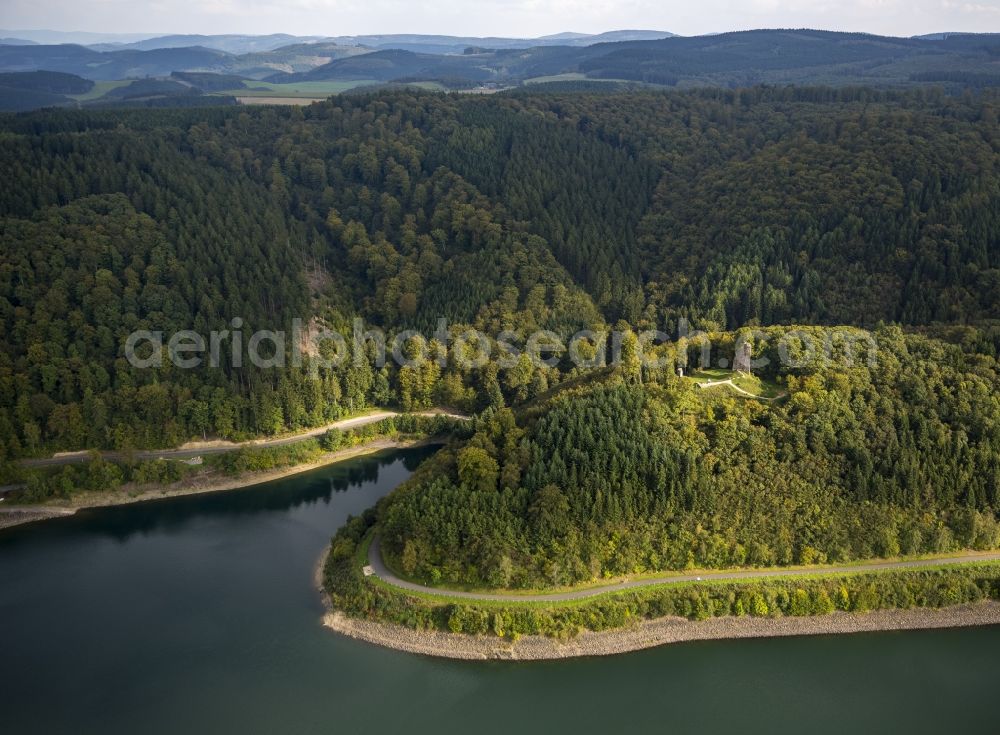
[1,447,998,735]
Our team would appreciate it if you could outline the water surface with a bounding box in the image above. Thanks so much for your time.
[1,446,997,734]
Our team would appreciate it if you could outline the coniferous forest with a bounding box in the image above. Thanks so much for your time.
[380,328,1000,587]
[2,87,999,580]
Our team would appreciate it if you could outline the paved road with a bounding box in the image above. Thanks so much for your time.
[368,537,1000,602]
[20,411,467,468]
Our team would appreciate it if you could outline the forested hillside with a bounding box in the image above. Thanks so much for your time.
[1,87,998,461]
[379,326,1000,588]
[0,71,94,112]
[516,86,1000,327]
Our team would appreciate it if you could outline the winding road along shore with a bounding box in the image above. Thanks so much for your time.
[368,537,1000,602]
[1,413,467,530]
[17,409,465,468]
[320,543,1000,660]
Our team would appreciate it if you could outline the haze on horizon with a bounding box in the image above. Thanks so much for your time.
[2,0,999,41]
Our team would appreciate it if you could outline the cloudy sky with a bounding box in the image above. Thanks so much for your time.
[2,0,999,39]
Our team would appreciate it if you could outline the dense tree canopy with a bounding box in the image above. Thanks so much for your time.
[1,79,998,561]
[380,326,1000,587]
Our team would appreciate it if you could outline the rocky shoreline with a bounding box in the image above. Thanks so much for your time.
[318,559,1000,660]
[0,507,75,530]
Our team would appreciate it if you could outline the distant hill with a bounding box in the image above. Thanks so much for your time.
[0,69,92,94]
[77,76,238,108]
[568,29,1000,86]
[537,32,592,41]
[320,30,675,54]
[278,29,1000,89]
[99,78,195,99]
[0,70,92,111]
[227,42,370,77]
[0,68,241,112]
[1,29,676,56]
[0,29,156,45]
[2,29,999,92]
[275,48,497,83]
[913,32,1000,40]
[169,71,249,91]
[573,30,677,43]
[0,43,232,80]
[87,34,327,54]
[0,44,104,75]
[0,40,372,81]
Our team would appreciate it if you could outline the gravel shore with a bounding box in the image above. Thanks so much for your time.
[0,507,75,530]
[322,601,1000,661]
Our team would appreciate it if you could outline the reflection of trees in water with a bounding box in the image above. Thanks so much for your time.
[10,446,440,545]
[401,448,437,473]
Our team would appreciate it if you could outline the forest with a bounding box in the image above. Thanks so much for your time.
[1,87,997,462]
[13,412,464,502]
[1,86,999,586]
[377,325,1000,587]
[325,506,1000,637]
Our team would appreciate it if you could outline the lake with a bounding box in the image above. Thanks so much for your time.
[1,446,998,734]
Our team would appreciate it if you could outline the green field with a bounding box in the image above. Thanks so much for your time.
[223,80,379,97]
[523,73,590,84]
[223,79,447,99]
[67,80,131,102]
[523,73,641,85]
[686,368,784,399]
[686,367,732,383]
[731,372,784,399]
